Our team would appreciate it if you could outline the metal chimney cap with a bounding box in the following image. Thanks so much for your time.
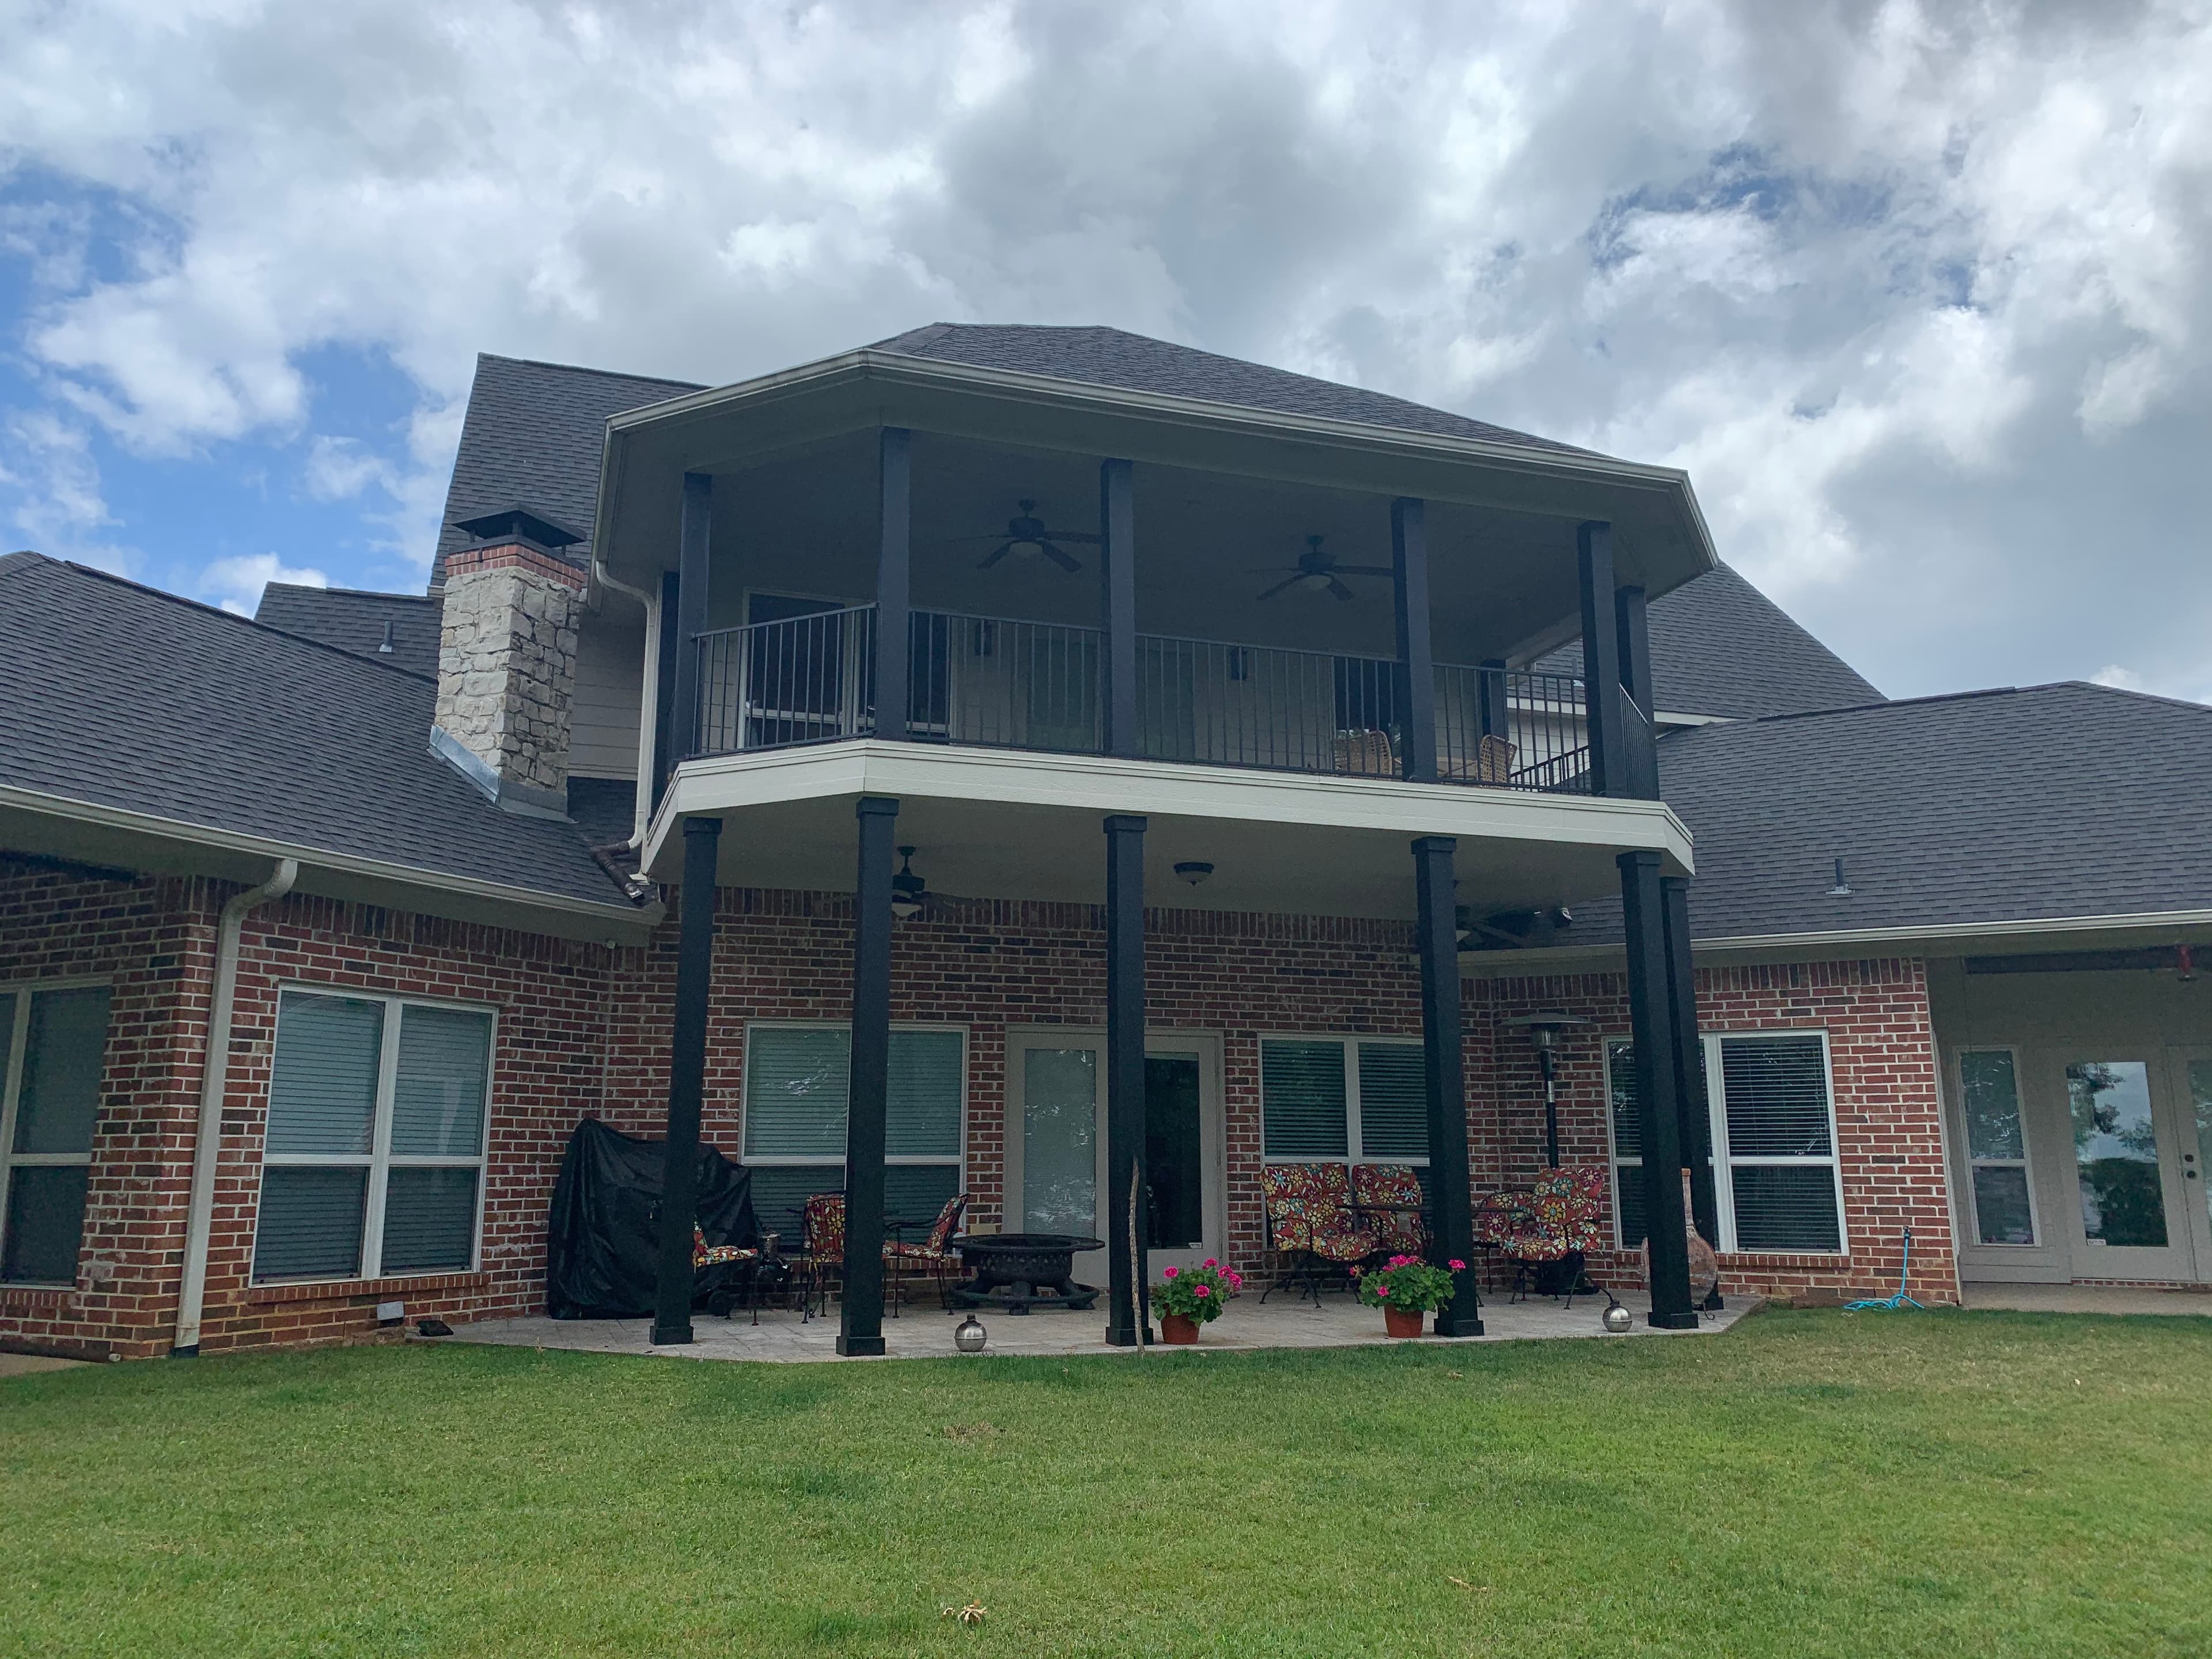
[449,504,585,552]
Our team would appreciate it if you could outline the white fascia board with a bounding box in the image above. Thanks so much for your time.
[1458,907,2212,976]
[0,783,662,942]
[646,741,1694,874]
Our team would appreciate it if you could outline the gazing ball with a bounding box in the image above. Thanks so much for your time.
[953,1315,988,1354]
[1601,1298,1634,1334]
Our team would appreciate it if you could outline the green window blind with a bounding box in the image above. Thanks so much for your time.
[1355,1043,1427,1158]
[1261,1040,1347,1159]
[885,1029,962,1157]
[2,1166,89,1283]
[1607,1039,1646,1247]
[14,986,112,1155]
[254,1166,369,1281]
[745,1028,964,1160]
[380,1167,480,1274]
[266,994,384,1157]
[391,1006,492,1158]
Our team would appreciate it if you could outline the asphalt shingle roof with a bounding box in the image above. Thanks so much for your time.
[430,354,704,587]
[1548,682,2212,948]
[1535,563,1883,719]
[0,552,637,913]
[873,323,1589,456]
[253,584,441,678]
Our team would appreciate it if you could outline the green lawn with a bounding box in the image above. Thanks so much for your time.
[3,1310,2207,1658]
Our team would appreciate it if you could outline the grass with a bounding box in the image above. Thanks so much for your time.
[3,1310,2209,1658]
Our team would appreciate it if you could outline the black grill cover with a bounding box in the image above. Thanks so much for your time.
[545,1118,759,1320]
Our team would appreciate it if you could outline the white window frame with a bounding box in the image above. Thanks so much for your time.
[255,984,496,1285]
[737,1020,968,1185]
[0,975,113,1287]
[1255,1033,1430,1169]
[1954,1045,2040,1248]
[1703,1028,1847,1256]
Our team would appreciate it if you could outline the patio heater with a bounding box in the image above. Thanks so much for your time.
[1505,1012,1591,1168]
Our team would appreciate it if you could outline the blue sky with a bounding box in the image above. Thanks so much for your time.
[2,0,2207,701]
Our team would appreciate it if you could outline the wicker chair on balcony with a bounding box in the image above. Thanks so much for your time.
[1442,733,1517,786]
[1331,729,1397,777]
[1349,1162,1427,1257]
[1472,1164,1608,1308]
[1258,1162,1380,1304]
[884,1191,969,1311]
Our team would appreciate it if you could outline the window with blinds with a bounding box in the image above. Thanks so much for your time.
[1605,1038,1645,1248]
[251,990,493,1284]
[1959,1049,2035,1245]
[1259,1037,1426,1166]
[0,983,115,1286]
[741,1025,964,1207]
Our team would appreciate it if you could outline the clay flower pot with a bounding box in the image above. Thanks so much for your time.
[1160,1313,1200,1345]
[1384,1306,1425,1339]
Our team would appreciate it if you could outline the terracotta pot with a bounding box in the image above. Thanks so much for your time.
[1384,1305,1425,1339]
[1160,1313,1200,1345]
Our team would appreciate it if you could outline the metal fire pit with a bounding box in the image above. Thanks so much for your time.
[953,1233,1105,1313]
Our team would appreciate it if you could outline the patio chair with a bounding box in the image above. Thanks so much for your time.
[797,1192,846,1321]
[1442,733,1516,786]
[1331,729,1397,777]
[1257,1162,1379,1304]
[1472,1165,1607,1308]
[885,1191,970,1311]
[1349,1162,1427,1257]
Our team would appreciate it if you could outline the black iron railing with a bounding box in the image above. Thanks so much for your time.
[691,603,1601,796]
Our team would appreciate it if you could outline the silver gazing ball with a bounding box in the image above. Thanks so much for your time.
[953,1314,988,1354]
[1601,1297,1634,1334]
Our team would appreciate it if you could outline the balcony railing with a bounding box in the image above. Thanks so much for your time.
[690,604,1597,794]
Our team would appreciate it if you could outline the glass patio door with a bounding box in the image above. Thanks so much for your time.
[2057,1054,2198,1281]
[1005,1031,1222,1282]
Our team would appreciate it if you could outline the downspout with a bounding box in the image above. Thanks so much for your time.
[171,858,298,1356]
[595,551,660,852]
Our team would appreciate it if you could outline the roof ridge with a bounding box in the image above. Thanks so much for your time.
[44,560,440,685]
[1743,687,2020,725]
[476,350,706,392]
[264,580,438,603]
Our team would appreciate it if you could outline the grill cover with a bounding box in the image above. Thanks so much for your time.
[544,1118,759,1319]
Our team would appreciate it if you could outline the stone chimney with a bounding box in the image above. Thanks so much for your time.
[431,506,588,819]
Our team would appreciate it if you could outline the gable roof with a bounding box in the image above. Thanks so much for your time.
[431,354,704,588]
[872,323,1589,457]
[1536,682,2212,952]
[253,583,441,678]
[0,552,641,921]
[1535,563,1882,719]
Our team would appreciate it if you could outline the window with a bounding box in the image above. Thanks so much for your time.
[741,1024,964,1236]
[1259,1037,1427,1165]
[1959,1050,2036,1245]
[0,983,114,1285]
[1604,1031,1843,1254]
[252,990,493,1283]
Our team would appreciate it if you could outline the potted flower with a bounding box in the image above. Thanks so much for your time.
[1150,1258,1242,1344]
[1351,1254,1465,1338]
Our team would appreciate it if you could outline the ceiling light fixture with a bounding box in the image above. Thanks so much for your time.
[1173,861,1214,887]
[891,846,927,919]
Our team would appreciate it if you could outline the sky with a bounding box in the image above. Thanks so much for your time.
[1,0,2206,702]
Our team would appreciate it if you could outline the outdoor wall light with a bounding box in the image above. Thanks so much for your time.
[1505,1011,1592,1169]
[1174,862,1214,887]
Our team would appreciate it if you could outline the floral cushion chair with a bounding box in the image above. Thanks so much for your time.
[1473,1165,1607,1307]
[1258,1162,1379,1304]
[798,1192,847,1321]
[1349,1163,1427,1256]
[691,1224,758,1270]
[884,1191,969,1312]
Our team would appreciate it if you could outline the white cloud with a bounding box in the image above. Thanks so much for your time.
[196,551,327,617]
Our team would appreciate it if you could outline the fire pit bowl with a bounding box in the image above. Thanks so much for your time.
[953,1233,1105,1313]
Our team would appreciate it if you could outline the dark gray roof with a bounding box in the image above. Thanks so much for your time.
[431,354,703,588]
[254,584,441,678]
[1535,563,1883,719]
[1549,683,2212,948]
[873,323,1590,456]
[0,553,638,914]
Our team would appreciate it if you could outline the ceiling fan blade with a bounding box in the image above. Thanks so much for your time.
[1255,575,1302,601]
[1044,529,1103,543]
[1334,565,1396,578]
[1326,577,1357,602]
[1042,542,1083,573]
[976,543,1014,570]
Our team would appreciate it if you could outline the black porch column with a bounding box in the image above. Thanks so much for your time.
[1103,813,1148,1345]
[1575,520,1621,797]
[1391,497,1439,782]
[669,472,712,766]
[1620,850,1698,1328]
[1412,835,1480,1336]
[1662,875,1723,1308]
[839,796,899,1356]
[874,429,912,742]
[652,815,722,1346]
[1099,459,1138,757]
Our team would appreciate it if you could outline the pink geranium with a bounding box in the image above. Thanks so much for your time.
[1448,1259,1467,1271]
[1162,1265,1179,1278]
[1193,1284,1211,1298]
[1202,1258,1218,1268]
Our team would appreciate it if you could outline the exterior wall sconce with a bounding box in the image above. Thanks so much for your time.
[1506,1011,1592,1168]
[1173,862,1214,887]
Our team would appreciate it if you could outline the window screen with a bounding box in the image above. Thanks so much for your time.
[1,984,115,1286]
[1960,1050,2034,1245]
[742,1026,964,1194]
[1260,1041,1347,1158]
[265,994,384,1157]
[1355,1044,1427,1160]
[1715,1035,1842,1253]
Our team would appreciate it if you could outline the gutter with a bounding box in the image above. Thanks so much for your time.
[172,858,297,1355]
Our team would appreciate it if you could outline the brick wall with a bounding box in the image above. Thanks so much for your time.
[1474,957,1960,1304]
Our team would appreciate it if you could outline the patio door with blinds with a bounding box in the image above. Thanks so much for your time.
[1003,1029,1224,1279]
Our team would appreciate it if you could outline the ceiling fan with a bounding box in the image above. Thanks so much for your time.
[1253,536,1394,603]
[891,846,974,919]
[954,499,1100,574]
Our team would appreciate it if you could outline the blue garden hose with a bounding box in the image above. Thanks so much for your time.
[1843,1229,1924,1312]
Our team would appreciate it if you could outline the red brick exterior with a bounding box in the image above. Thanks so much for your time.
[441,539,588,589]
[1,859,1961,1360]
